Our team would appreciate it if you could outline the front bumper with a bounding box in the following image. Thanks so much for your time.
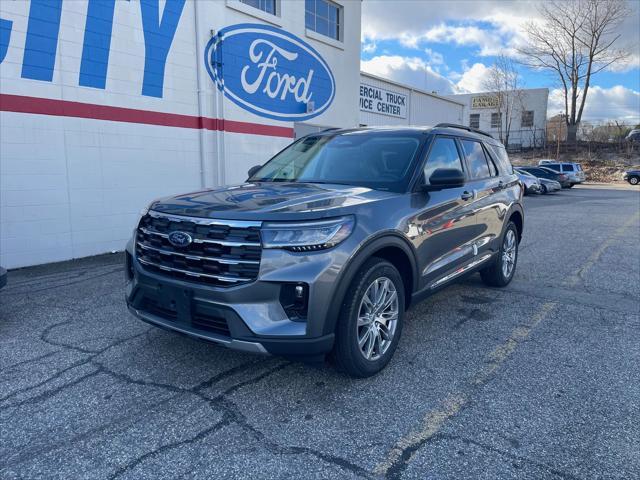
[124,235,353,357]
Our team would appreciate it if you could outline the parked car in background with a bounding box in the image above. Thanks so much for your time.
[623,169,640,185]
[126,125,524,377]
[0,267,6,289]
[538,178,562,194]
[625,129,640,143]
[518,166,571,188]
[537,161,586,187]
[515,168,542,195]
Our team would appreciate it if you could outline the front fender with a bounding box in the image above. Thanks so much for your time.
[321,232,419,336]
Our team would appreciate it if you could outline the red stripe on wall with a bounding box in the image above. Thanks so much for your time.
[0,94,295,138]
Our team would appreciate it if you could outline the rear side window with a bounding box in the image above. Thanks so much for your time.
[423,137,463,184]
[487,144,514,174]
[461,139,492,179]
[562,163,575,172]
[546,164,561,172]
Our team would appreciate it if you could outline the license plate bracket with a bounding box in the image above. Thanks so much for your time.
[156,283,193,323]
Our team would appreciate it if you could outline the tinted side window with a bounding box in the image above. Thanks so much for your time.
[423,137,463,184]
[562,163,575,171]
[546,164,561,172]
[483,145,498,176]
[461,140,491,179]
[487,144,514,174]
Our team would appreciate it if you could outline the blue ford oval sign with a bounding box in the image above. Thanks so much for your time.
[168,231,193,248]
[204,24,335,121]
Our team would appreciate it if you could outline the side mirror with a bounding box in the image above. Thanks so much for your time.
[247,165,262,178]
[424,168,465,190]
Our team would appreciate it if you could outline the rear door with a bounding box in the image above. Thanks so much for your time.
[459,138,505,257]
[410,135,479,287]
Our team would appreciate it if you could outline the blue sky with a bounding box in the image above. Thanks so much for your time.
[360,0,640,123]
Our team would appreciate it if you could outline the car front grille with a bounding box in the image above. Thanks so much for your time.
[135,211,262,287]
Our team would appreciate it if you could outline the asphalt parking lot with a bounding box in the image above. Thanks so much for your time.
[1,185,639,480]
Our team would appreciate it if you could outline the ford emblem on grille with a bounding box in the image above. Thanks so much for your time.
[168,231,193,248]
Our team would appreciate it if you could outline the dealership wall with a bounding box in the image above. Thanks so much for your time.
[359,73,464,127]
[0,0,361,268]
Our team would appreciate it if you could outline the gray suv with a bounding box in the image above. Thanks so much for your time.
[126,124,524,377]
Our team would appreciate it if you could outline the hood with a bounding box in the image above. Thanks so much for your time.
[150,182,398,221]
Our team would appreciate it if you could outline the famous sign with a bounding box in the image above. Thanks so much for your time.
[359,84,407,118]
[205,24,335,122]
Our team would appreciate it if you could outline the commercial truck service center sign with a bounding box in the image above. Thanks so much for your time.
[359,83,407,118]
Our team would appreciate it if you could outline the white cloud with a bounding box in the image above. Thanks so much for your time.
[362,0,638,62]
[548,85,640,124]
[453,62,492,93]
[360,55,458,94]
[362,41,377,54]
[361,0,539,42]
[424,48,444,66]
[403,24,497,51]
[606,53,640,73]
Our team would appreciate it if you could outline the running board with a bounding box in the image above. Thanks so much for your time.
[429,253,493,290]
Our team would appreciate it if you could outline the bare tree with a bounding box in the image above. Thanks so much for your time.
[482,55,524,147]
[518,0,630,143]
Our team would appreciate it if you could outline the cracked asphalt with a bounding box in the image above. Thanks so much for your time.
[1,185,639,479]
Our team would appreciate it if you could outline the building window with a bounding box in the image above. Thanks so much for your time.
[521,110,534,127]
[469,114,480,129]
[491,112,502,129]
[306,0,342,41]
[240,0,277,15]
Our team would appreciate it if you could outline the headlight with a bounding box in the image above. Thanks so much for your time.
[261,216,355,251]
[135,199,157,228]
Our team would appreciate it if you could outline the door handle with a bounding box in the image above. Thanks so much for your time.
[497,181,505,190]
[461,191,474,201]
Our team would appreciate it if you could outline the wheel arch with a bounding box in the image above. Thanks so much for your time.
[322,233,418,336]
[507,205,524,243]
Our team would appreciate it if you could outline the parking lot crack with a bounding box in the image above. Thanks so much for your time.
[0,357,94,406]
[107,417,234,480]
[0,350,61,373]
[2,369,101,410]
[1,330,151,407]
[40,321,101,354]
[433,434,584,480]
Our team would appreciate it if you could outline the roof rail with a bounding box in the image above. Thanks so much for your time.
[435,123,494,139]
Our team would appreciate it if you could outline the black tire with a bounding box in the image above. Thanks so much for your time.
[567,183,574,188]
[541,184,547,194]
[629,176,639,185]
[331,258,405,378]
[480,221,519,287]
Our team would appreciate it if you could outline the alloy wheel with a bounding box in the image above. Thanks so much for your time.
[501,229,517,279]
[356,277,399,361]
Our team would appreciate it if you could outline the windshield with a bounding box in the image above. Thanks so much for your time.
[248,131,425,192]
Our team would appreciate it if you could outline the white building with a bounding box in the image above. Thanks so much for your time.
[447,88,549,149]
[0,0,361,268]
[359,72,463,128]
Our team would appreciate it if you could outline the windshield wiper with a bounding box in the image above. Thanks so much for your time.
[252,178,292,182]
